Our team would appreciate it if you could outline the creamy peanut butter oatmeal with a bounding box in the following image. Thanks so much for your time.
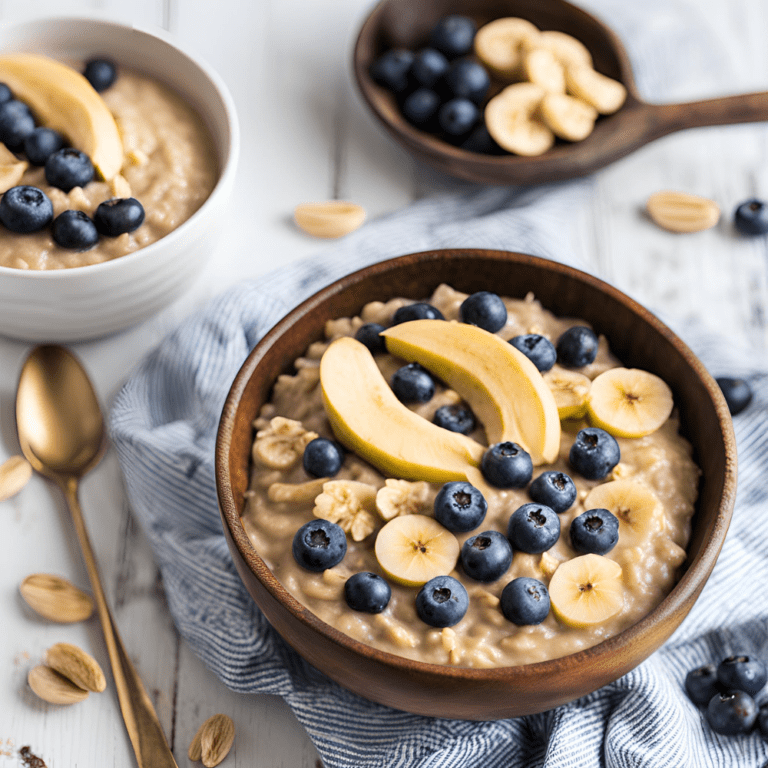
[242,284,700,668]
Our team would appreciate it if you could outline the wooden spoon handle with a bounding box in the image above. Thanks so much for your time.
[648,91,768,136]
[61,477,179,768]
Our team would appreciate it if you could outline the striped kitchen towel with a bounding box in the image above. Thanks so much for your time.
[109,1,768,765]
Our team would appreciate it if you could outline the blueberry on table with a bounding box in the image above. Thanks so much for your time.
[507,502,560,554]
[45,148,94,192]
[292,519,347,572]
[716,377,753,415]
[437,97,479,137]
[557,326,599,368]
[344,572,391,614]
[83,58,118,92]
[528,470,576,513]
[302,437,345,478]
[481,441,533,488]
[434,481,487,533]
[411,47,449,88]
[392,302,445,324]
[444,58,490,104]
[509,334,557,372]
[402,87,441,128]
[0,185,53,233]
[500,577,550,625]
[569,508,619,555]
[391,362,435,403]
[51,210,100,251]
[717,655,768,696]
[354,322,387,354]
[0,83,11,104]
[706,690,757,736]
[685,663,720,707]
[569,427,620,480]
[459,291,507,333]
[369,49,415,94]
[415,575,469,628]
[23,127,66,166]
[0,99,36,150]
[433,403,475,435]
[94,197,146,236]
[429,15,477,59]
[734,198,768,236]
[460,530,512,582]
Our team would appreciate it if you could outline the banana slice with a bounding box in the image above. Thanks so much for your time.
[0,54,123,180]
[484,83,554,157]
[565,65,627,115]
[539,93,597,142]
[522,48,566,94]
[374,514,460,587]
[543,367,591,420]
[583,479,664,548]
[0,144,28,193]
[549,553,623,628]
[522,30,592,69]
[474,17,541,80]
[586,367,674,438]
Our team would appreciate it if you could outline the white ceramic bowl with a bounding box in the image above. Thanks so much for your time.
[0,16,239,342]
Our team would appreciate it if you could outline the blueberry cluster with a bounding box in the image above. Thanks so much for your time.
[369,15,503,154]
[685,655,768,737]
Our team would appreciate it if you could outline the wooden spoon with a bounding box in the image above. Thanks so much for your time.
[353,0,768,184]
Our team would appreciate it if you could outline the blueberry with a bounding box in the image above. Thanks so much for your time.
[402,87,441,128]
[354,322,387,354]
[717,655,768,696]
[685,664,721,707]
[459,124,507,155]
[0,185,53,233]
[528,471,576,513]
[460,530,513,582]
[459,291,507,332]
[437,98,478,137]
[434,481,487,533]
[83,58,118,92]
[734,198,768,236]
[569,508,619,555]
[557,326,599,368]
[758,703,768,741]
[706,690,757,736]
[45,148,94,192]
[433,403,475,435]
[0,83,11,104]
[569,427,620,480]
[23,127,66,166]
[292,519,347,572]
[411,48,450,88]
[500,577,550,625]
[444,58,490,104]
[344,572,391,613]
[481,442,533,488]
[94,197,146,236]
[369,49,415,94]
[716,377,753,416]
[415,575,469,627]
[392,302,444,324]
[429,15,477,59]
[509,334,557,372]
[507,503,560,554]
[391,362,435,403]
[0,99,35,150]
[302,437,345,478]
[51,210,99,251]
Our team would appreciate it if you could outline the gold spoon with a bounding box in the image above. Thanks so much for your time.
[16,344,178,768]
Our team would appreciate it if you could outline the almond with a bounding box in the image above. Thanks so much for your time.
[45,642,106,693]
[19,574,95,623]
[293,201,366,238]
[189,714,235,767]
[646,190,720,233]
[0,455,33,502]
[28,664,89,705]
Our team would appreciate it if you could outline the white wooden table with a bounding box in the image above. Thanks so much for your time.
[0,0,767,765]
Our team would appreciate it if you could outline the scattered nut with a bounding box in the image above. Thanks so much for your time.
[539,93,597,142]
[267,477,328,503]
[0,145,28,195]
[28,664,89,705]
[646,190,720,233]
[189,714,235,767]
[252,417,317,470]
[0,455,33,502]
[19,574,94,623]
[313,480,378,541]
[375,479,432,520]
[45,642,106,693]
[293,201,366,239]
[565,64,627,115]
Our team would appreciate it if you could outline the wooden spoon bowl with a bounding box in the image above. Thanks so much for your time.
[353,0,768,185]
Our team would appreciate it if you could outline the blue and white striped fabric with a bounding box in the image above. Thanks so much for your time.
[109,2,768,765]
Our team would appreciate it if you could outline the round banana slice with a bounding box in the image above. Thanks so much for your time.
[522,30,593,69]
[549,553,623,628]
[565,65,627,115]
[586,367,674,438]
[484,83,554,157]
[474,17,541,80]
[583,479,664,549]
[0,144,28,194]
[522,48,566,94]
[539,93,597,142]
[543,367,592,420]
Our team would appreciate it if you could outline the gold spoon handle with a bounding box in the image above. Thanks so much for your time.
[61,477,179,768]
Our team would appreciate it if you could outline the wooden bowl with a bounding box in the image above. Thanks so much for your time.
[352,0,768,185]
[215,249,736,720]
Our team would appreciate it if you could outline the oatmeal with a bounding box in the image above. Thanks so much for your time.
[242,284,700,668]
